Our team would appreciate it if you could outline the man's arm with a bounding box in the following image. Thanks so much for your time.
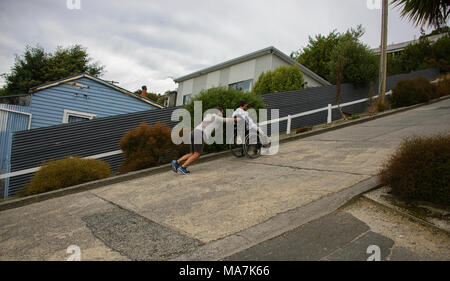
[245,115,259,131]
[214,114,240,123]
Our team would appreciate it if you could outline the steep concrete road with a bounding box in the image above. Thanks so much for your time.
[1,99,449,260]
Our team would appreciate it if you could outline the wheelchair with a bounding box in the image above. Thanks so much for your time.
[229,118,266,159]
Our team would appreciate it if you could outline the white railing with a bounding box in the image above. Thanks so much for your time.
[0,150,123,180]
[0,91,392,191]
[259,91,392,134]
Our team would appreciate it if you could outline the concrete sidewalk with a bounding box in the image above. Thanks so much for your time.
[0,99,449,261]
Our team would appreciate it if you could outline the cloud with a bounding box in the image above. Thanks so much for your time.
[0,0,431,93]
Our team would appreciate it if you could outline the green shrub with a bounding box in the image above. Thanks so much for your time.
[184,87,266,154]
[253,65,305,95]
[391,77,434,108]
[329,38,379,85]
[378,134,450,206]
[23,157,111,196]
[119,122,188,174]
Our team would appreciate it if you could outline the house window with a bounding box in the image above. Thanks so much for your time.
[62,109,97,124]
[229,79,253,92]
[68,115,90,123]
[183,94,191,105]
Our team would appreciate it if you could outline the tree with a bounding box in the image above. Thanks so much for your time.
[291,30,341,81]
[134,89,167,105]
[146,92,168,105]
[395,38,433,74]
[292,25,377,85]
[429,35,450,72]
[1,44,105,96]
[184,87,265,116]
[329,38,379,85]
[387,35,450,75]
[335,55,346,119]
[426,25,450,36]
[391,0,449,30]
[252,65,305,95]
[387,52,405,76]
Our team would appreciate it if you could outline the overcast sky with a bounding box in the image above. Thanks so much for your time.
[0,0,431,94]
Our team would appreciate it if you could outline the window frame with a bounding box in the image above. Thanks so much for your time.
[62,109,97,124]
[229,79,253,92]
[183,94,192,105]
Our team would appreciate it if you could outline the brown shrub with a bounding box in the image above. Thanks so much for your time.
[391,77,434,108]
[296,127,313,134]
[24,157,111,196]
[378,134,450,206]
[118,122,188,174]
[436,78,450,98]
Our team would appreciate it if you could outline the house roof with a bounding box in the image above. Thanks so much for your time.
[174,46,331,86]
[372,33,448,54]
[28,73,165,109]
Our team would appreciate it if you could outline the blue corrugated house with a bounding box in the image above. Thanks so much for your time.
[0,73,164,197]
[0,104,31,181]
[27,73,164,128]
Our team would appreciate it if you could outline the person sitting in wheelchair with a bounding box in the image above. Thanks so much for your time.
[232,99,271,148]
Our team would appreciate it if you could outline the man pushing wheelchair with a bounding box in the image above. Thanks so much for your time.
[172,100,271,175]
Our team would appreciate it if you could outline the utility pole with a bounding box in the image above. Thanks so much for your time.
[378,0,388,106]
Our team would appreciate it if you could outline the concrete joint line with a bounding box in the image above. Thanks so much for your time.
[303,139,381,143]
[320,229,371,261]
[385,242,396,261]
[245,161,373,177]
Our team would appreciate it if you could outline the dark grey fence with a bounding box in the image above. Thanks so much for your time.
[263,68,440,132]
[7,107,180,196]
[6,68,440,197]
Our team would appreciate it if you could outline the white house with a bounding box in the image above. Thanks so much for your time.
[372,33,448,55]
[173,46,331,106]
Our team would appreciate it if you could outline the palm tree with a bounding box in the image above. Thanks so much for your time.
[391,0,449,29]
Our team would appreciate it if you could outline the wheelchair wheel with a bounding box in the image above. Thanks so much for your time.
[229,134,245,158]
[244,134,262,159]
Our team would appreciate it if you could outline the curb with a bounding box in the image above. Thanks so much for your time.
[0,150,231,212]
[360,195,450,235]
[1,95,449,212]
